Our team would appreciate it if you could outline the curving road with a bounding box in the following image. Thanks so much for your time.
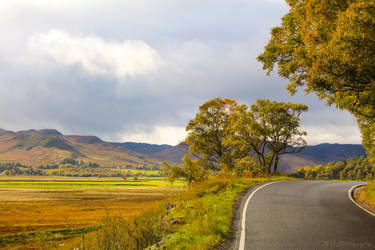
[239,180,375,250]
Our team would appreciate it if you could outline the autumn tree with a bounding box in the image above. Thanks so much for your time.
[224,104,269,175]
[253,100,308,173]
[161,156,208,185]
[258,0,375,158]
[358,117,375,161]
[166,98,307,180]
[185,97,237,171]
[226,100,308,174]
[291,156,375,181]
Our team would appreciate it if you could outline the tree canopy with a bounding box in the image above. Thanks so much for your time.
[258,0,375,157]
[225,100,308,174]
[167,98,308,183]
[185,98,237,171]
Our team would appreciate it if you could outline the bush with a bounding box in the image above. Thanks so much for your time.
[162,155,208,186]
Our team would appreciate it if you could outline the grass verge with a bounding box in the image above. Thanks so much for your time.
[70,175,287,250]
[159,176,287,250]
[358,181,375,210]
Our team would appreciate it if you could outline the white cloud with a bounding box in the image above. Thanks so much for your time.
[303,124,362,145]
[28,30,163,79]
[120,126,187,145]
[1,0,115,12]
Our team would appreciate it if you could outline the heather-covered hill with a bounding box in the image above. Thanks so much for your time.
[0,129,160,168]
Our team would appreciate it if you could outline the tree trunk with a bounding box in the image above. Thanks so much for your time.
[273,154,280,173]
[260,154,267,173]
[267,154,275,174]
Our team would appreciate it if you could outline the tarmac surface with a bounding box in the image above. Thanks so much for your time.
[242,180,375,250]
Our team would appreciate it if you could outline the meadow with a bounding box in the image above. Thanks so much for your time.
[0,178,176,189]
[0,176,183,249]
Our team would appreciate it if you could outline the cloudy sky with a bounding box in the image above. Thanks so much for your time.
[0,0,361,145]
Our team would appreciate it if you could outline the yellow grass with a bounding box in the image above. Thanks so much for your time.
[359,181,375,208]
[0,177,183,249]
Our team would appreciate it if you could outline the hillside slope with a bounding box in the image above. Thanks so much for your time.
[147,142,366,173]
[0,129,160,167]
[118,142,173,155]
[279,143,367,173]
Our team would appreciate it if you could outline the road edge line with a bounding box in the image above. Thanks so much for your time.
[238,180,286,250]
[348,184,375,217]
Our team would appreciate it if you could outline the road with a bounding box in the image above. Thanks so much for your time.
[239,180,375,250]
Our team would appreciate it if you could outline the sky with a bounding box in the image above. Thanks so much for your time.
[0,0,361,146]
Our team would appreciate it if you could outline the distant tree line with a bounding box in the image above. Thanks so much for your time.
[291,156,375,181]
[0,158,162,177]
[0,163,43,176]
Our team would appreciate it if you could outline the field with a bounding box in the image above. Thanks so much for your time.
[0,178,174,189]
[0,176,183,249]
[114,168,161,176]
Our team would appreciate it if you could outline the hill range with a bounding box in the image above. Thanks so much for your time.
[0,128,366,173]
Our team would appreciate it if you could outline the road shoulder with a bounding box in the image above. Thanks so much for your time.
[215,180,286,250]
[352,185,375,216]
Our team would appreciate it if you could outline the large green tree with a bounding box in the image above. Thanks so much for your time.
[258,0,375,157]
[167,98,307,180]
[226,100,308,174]
[224,104,269,174]
[185,98,237,171]
[251,100,308,173]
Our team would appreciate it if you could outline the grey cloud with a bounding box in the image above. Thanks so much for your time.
[0,0,361,145]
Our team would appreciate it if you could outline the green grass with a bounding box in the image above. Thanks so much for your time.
[0,178,184,189]
[115,169,161,175]
[360,181,375,208]
[159,175,289,249]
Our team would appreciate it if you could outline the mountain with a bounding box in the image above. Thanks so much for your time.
[0,129,160,167]
[294,143,366,162]
[151,142,189,163]
[19,129,63,136]
[118,142,173,155]
[65,135,103,144]
[277,143,367,173]
[145,142,367,173]
[0,128,367,173]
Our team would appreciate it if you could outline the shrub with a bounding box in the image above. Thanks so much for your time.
[78,210,163,250]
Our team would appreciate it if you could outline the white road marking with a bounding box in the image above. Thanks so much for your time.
[348,184,375,217]
[238,181,286,250]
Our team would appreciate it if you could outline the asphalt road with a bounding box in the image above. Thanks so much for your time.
[241,180,375,250]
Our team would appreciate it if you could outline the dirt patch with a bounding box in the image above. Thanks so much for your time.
[353,186,375,215]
